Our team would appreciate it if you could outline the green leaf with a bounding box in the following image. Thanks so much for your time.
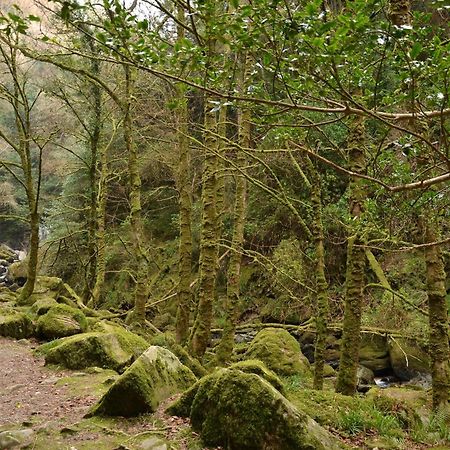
[410,42,422,59]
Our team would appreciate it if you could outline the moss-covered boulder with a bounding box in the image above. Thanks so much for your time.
[17,276,84,307]
[388,338,429,380]
[88,346,197,417]
[149,333,206,378]
[8,260,27,281]
[31,297,58,316]
[244,327,310,376]
[167,368,345,450]
[366,387,428,427]
[359,333,390,372]
[229,360,285,394]
[37,327,149,371]
[0,287,17,303]
[0,310,34,339]
[0,244,15,261]
[36,304,88,339]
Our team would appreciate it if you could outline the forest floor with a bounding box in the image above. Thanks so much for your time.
[0,337,205,450]
[0,336,448,450]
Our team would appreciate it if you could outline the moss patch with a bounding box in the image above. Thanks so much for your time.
[0,310,34,339]
[229,359,285,394]
[149,333,207,378]
[88,346,197,417]
[244,327,310,376]
[36,304,88,339]
[37,327,149,372]
[167,367,345,450]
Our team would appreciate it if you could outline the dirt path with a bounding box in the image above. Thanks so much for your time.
[0,337,93,428]
[0,336,202,449]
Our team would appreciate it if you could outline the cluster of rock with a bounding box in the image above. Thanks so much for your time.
[230,325,431,388]
[0,244,26,291]
[0,273,432,450]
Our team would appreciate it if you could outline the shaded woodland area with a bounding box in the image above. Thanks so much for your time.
[0,0,449,448]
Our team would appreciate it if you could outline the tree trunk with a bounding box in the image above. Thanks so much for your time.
[190,102,219,357]
[174,5,194,344]
[420,221,450,411]
[175,91,193,344]
[123,65,147,324]
[308,159,329,390]
[336,116,367,395]
[216,76,249,364]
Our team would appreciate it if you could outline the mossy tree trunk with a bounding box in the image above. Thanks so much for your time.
[123,64,147,324]
[190,101,219,357]
[336,116,367,395]
[84,51,103,304]
[0,37,40,303]
[175,5,193,344]
[306,157,329,390]
[216,54,250,365]
[388,0,449,412]
[90,131,108,308]
[421,221,450,411]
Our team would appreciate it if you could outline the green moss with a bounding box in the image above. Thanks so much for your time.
[37,327,149,371]
[244,327,311,376]
[31,297,58,316]
[229,360,285,394]
[170,367,345,450]
[88,346,197,417]
[36,304,88,339]
[150,333,207,378]
[0,310,34,338]
[366,387,428,428]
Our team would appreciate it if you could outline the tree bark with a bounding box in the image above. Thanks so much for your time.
[190,102,219,357]
[336,116,367,395]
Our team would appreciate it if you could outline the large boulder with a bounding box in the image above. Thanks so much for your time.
[167,368,345,450]
[36,304,88,339]
[0,310,34,339]
[88,346,196,417]
[17,276,83,307]
[37,325,149,372]
[359,333,390,373]
[244,327,310,376]
[388,338,429,381]
[0,244,15,261]
[0,287,17,303]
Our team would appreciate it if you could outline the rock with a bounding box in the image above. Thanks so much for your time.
[149,333,206,378]
[167,367,346,450]
[0,429,34,449]
[359,333,390,373]
[357,365,375,392]
[366,387,428,427]
[229,359,285,394]
[17,276,83,307]
[388,338,429,381]
[7,260,27,282]
[37,325,149,371]
[88,346,196,417]
[0,287,17,303]
[0,244,15,261]
[36,304,88,339]
[244,327,311,376]
[0,310,34,339]
[139,437,167,450]
[31,296,58,315]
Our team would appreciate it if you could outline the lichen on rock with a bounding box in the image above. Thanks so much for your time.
[88,345,197,417]
[244,327,311,376]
